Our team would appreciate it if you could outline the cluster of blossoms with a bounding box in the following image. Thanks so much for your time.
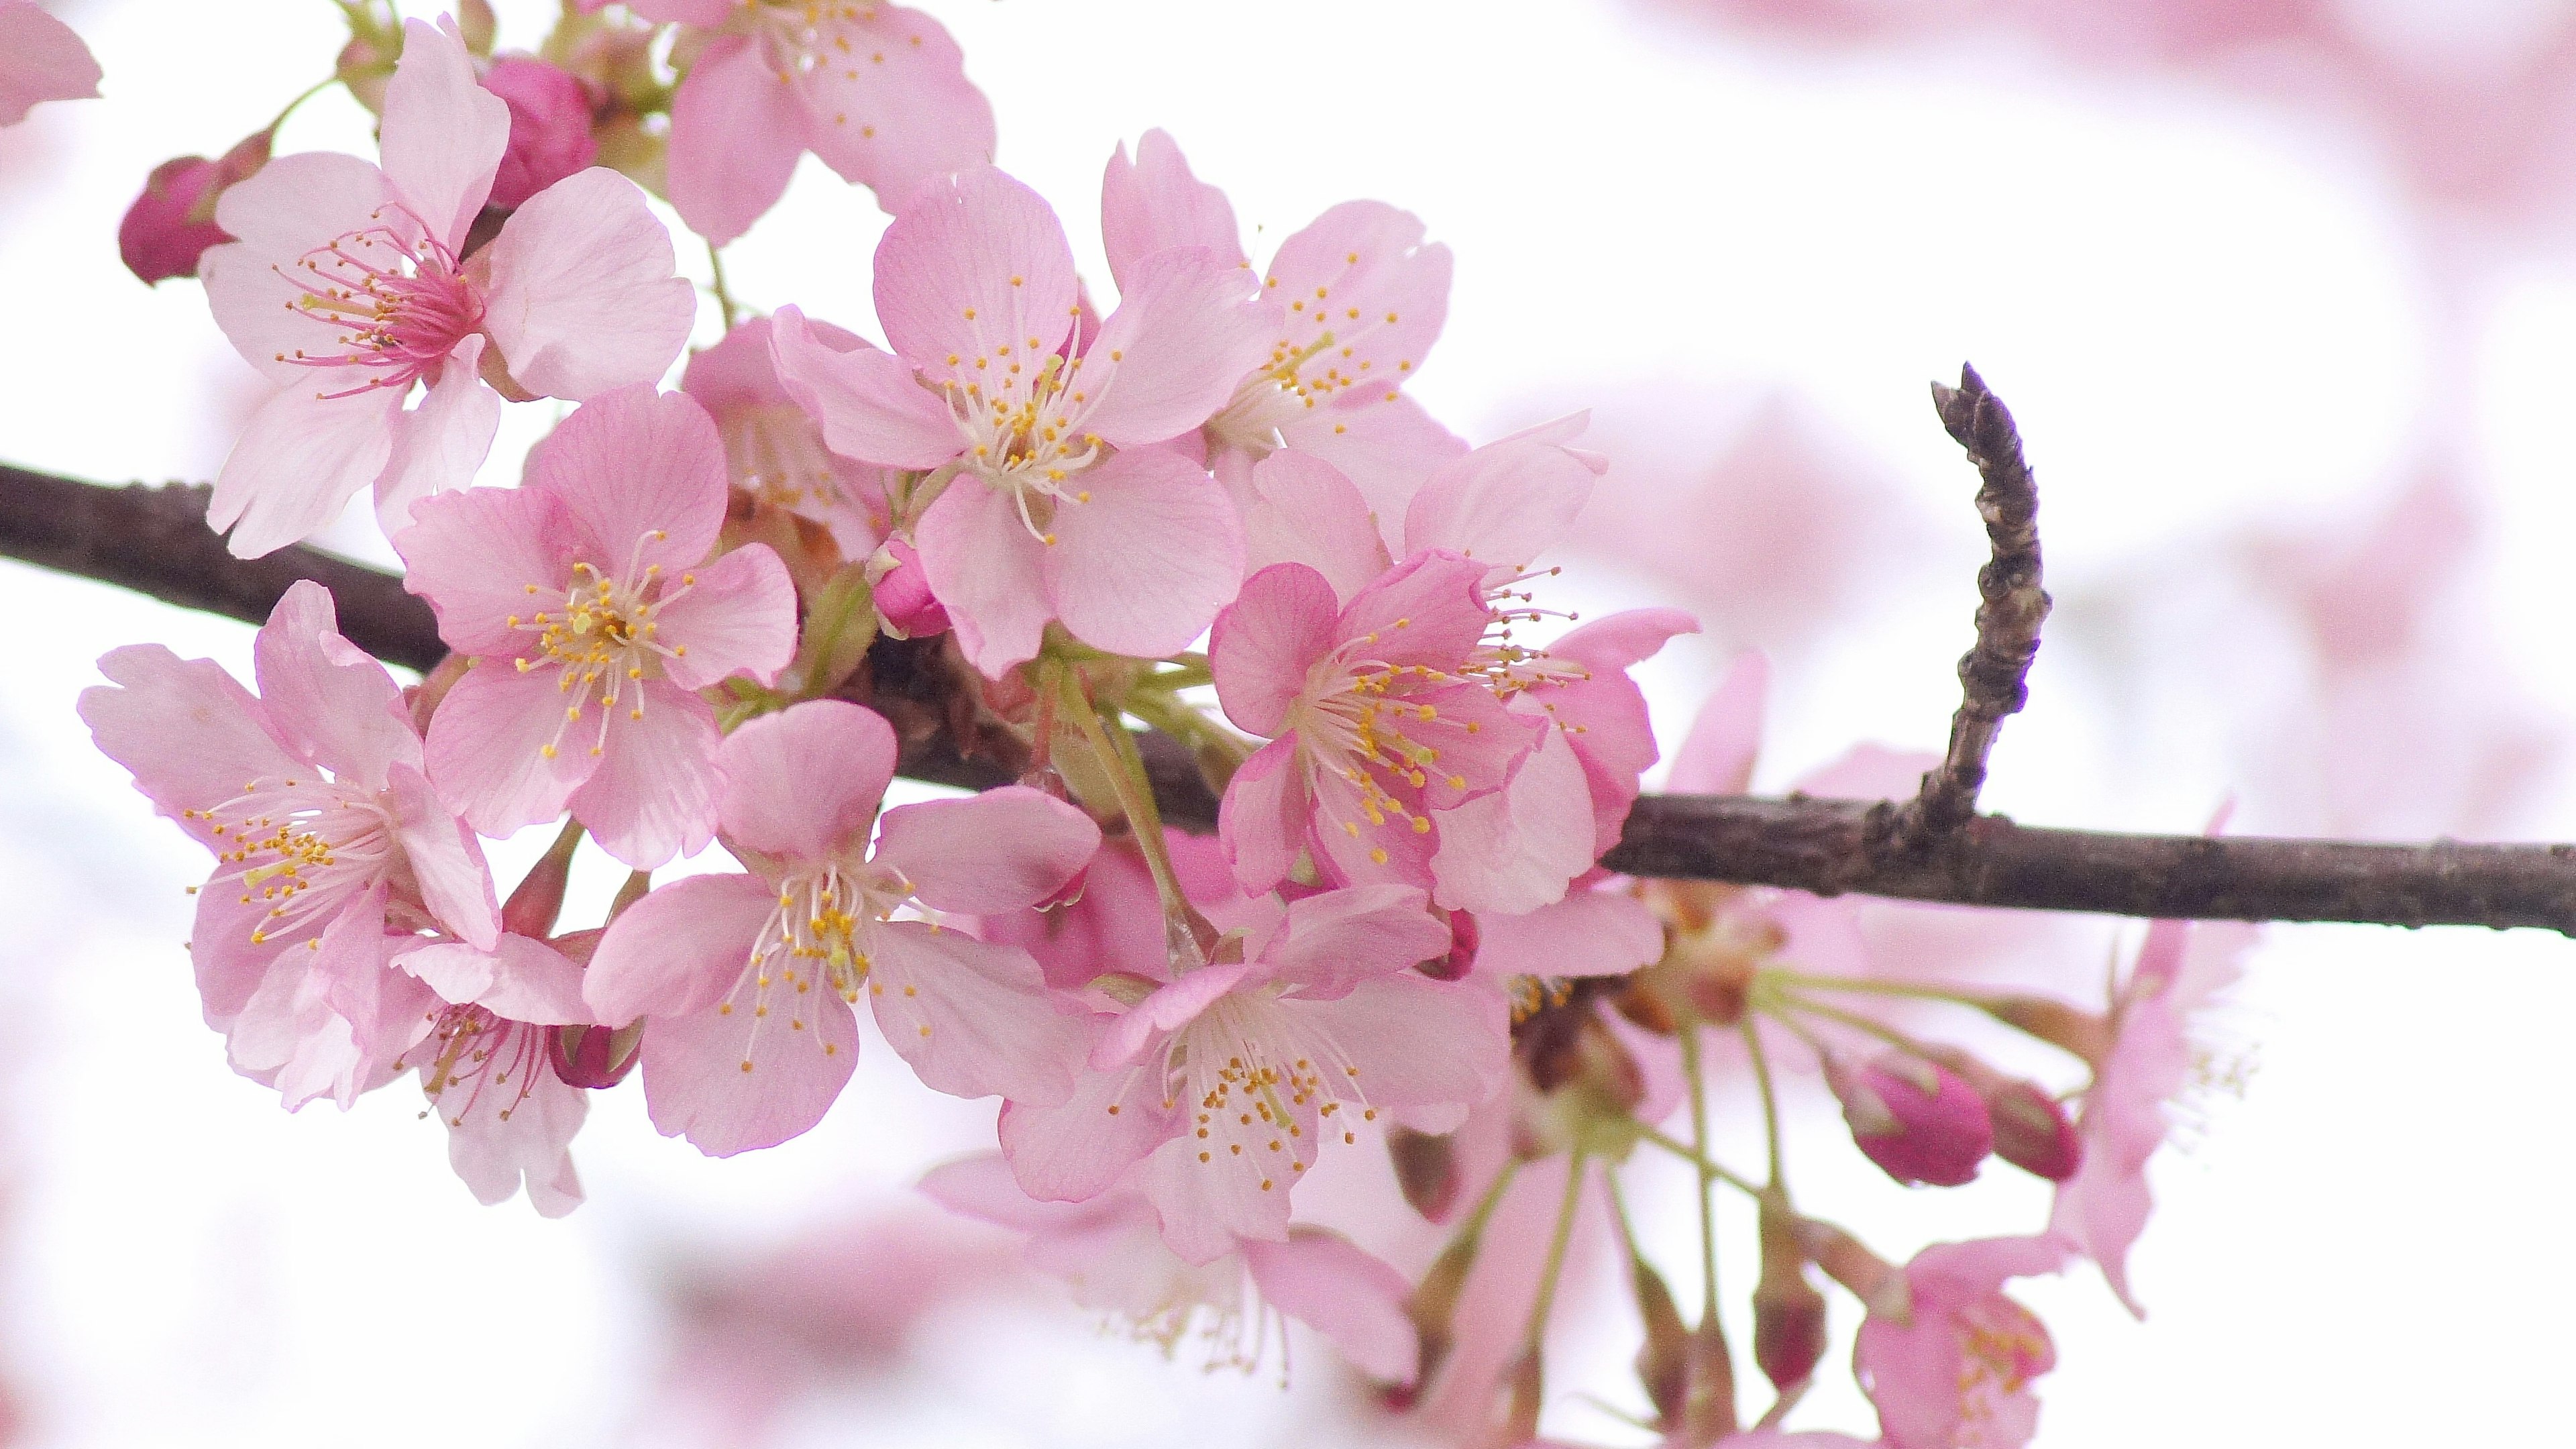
[72,8,2252,1447]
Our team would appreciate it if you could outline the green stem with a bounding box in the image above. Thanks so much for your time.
[1766,970,1995,1006]
[266,74,339,133]
[1741,1016,1786,1193]
[707,241,741,331]
[1680,1027,1720,1322]
[1522,1151,1591,1354]
[1055,665,1216,962]
[1633,1126,1766,1198]
[1774,989,1937,1058]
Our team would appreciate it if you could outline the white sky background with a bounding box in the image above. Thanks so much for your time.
[1,0,2574,1445]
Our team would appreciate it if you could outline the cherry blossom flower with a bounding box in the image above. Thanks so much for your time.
[923,1151,1419,1382]
[585,700,1097,1156]
[680,313,891,558]
[2050,918,2256,1314]
[618,0,996,244]
[396,385,799,868]
[200,17,693,557]
[998,883,1505,1265]
[1853,1235,2068,1449]
[767,164,1276,675]
[119,131,270,286]
[1100,129,1466,518]
[480,55,598,211]
[78,580,499,1108]
[976,828,1243,991]
[0,0,99,127]
[382,932,597,1216]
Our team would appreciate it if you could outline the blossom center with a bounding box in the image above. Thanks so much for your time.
[1169,991,1379,1192]
[401,1004,549,1126]
[726,861,911,1069]
[272,207,483,400]
[1212,278,1413,449]
[1288,629,1475,859]
[508,540,694,761]
[186,776,396,947]
[723,402,846,513]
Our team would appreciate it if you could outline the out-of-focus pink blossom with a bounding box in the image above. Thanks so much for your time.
[79,580,499,1108]
[119,131,272,286]
[200,18,693,556]
[0,0,99,127]
[480,55,598,211]
[924,1152,1420,1382]
[622,0,996,244]
[768,164,1275,675]
[681,313,892,558]
[1825,1050,1994,1188]
[396,386,799,868]
[1853,1235,2067,1449]
[586,700,1097,1156]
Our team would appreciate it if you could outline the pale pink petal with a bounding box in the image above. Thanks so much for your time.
[1263,199,1450,409]
[1101,129,1245,297]
[1079,248,1277,447]
[201,154,404,386]
[209,385,401,559]
[1290,973,1507,1125]
[1794,743,1939,801]
[767,304,961,469]
[587,871,778,1023]
[1429,722,1597,914]
[1240,451,1392,604]
[1334,549,1493,670]
[1140,1122,1284,1265]
[400,934,590,1024]
[191,883,290,1026]
[1261,885,1447,999]
[652,542,798,690]
[0,1,101,126]
[479,168,695,400]
[384,764,500,950]
[252,583,417,790]
[566,680,722,869]
[625,0,733,23]
[1091,962,1256,1072]
[865,920,1085,1104]
[1668,651,1770,796]
[392,480,570,654]
[424,661,590,838]
[1240,1230,1419,1383]
[80,645,301,839]
[1045,446,1244,659]
[1218,735,1306,894]
[1543,606,1699,842]
[527,384,729,573]
[716,700,895,861]
[663,35,806,247]
[914,470,1051,676]
[1211,563,1341,737]
[641,973,861,1156]
[998,1060,1175,1201]
[321,925,439,1063]
[682,313,801,413]
[373,336,502,536]
[229,890,398,1110]
[1272,392,1466,545]
[796,4,995,213]
[1551,606,1700,675]
[1403,413,1602,572]
[919,1152,1091,1234]
[1472,889,1663,980]
[439,1055,588,1216]
[875,788,1099,914]
[873,166,1078,379]
[379,18,507,249]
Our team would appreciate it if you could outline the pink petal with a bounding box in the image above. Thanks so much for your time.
[1044,446,1245,659]
[681,313,800,413]
[479,168,696,400]
[1091,961,1256,1073]
[209,386,400,559]
[1429,722,1597,914]
[1794,743,1939,801]
[866,920,1085,1104]
[587,871,778,1023]
[1403,413,1603,572]
[662,35,806,247]
[1472,889,1663,980]
[998,1059,1175,1201]
[1260,885,1448,999]
[201,154,404,387]
[80,644,301,839]
[876,787,1099,913]
[1550,606,1700,675]
[1217,736,1307,895]
[1140,1121,1285,1265]
[717,700,896,861]
[437,1053,589,1216]
[1291,973,1507,1125]
[1210,563,1340,737]
[191,883,290,1027]
[400,933,590,1024]
[873,166,1078,380]
[795,4,996,213]
[1668,651,1770,796]
[384,763,500,950]
[625,1,737,30]
[0,0,101,126]
[1240,1230,1419,1383]
[1240,451,1393,605]
[423,661,590,839]
[392,480,570,655]
[567,680,722,869]
[379,19,507,249]
[1101,129,1245,297]
[1273,390,1466,546]
[1334,549,1493,672]
[1079,248,1277,447]
[527,385,729,574]
[1307,761,1439,892]
[373,336,503,536]
[1263,199,1450,411]
[914,471,1052,676]
[768,304,961,469]
[653,542,798,690]
[641,971,861,1156]
[918,1151,1091,1234]
[229,889,400,1110]
[250,584,415,790]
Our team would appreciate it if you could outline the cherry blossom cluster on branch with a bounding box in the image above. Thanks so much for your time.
[7,7,2312,1447]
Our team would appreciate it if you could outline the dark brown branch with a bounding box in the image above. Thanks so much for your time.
[16,465,2576,935]
[1896,364,2051,845]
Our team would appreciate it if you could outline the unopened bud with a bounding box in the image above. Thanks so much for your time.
[547,1020,642,1089]
[1975,991,2112,1065]
[1407,1228,1481,1390]
[869,539,950,638]
[1789,1216,1908,1323]
[1389,1128,1462,1221]
[1631,1252,1689,1426]
[481,57,598,211]
[1680,1313,1739,1446]
[1419,908,1476,981]
[119,129,270,285]
[1753,1198,1829,1391]
[1984,1076,2083,1181]
[457,0,496,55]
[408,652,472,735]
[608,869,651,923]
[1825,1049,1993,1187]
[1502,1347,1544,1444]
[500,820,584,938]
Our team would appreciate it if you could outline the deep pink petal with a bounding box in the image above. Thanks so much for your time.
[1428,723,1597,914]
[1210,563,1340,737]
[587,871,777,1023]
[1101,129,1245,297]
[1079,247,1280,447]
[653,542,798,690]
[873,166,1077,378]
[717,700,895,861]
[876,788,1099,914]
[479,168,694,400]
[998,1059,1175,1201]
[209,386,400,559]
[1241,1230,1419,1384]
[768,304,961,468]
[1218,736,1307,895]
[1307,757,1438,894]
[641,972,861,1156]
[1472,889,1663,980]
[373,336,503,536]
[866,921,1085,1104]
[393,480,571,655]
[385,763,500,950]
[253,582,417,790]
[379,18,507,249]
[1334,549,1493,672]
[567,680,722,869]
[1260,885,1447,1000]
[914,471,1051,676]
[525,385,729,574]
[1240,450,1392,604]
[0,1,101,125]
[1044,446,1245,658]
[423,661,590,838]
[795,4,995,213]
[663,35,806,246]
[400,934,590,1024]
[81,645,301,840]
[1403,413,1603,572]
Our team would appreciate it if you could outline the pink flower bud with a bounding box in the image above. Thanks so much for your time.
[1754,1197,1829,1391]
[1826,1049,1994,1187]
[1985,1076,2084,1181]
[548,1020,642,1089]
[1388,1126,1461,1220]
[871,539,951,638]
[480,56,598,211]
[117,130,270,284]
[1418,907,1477,981]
